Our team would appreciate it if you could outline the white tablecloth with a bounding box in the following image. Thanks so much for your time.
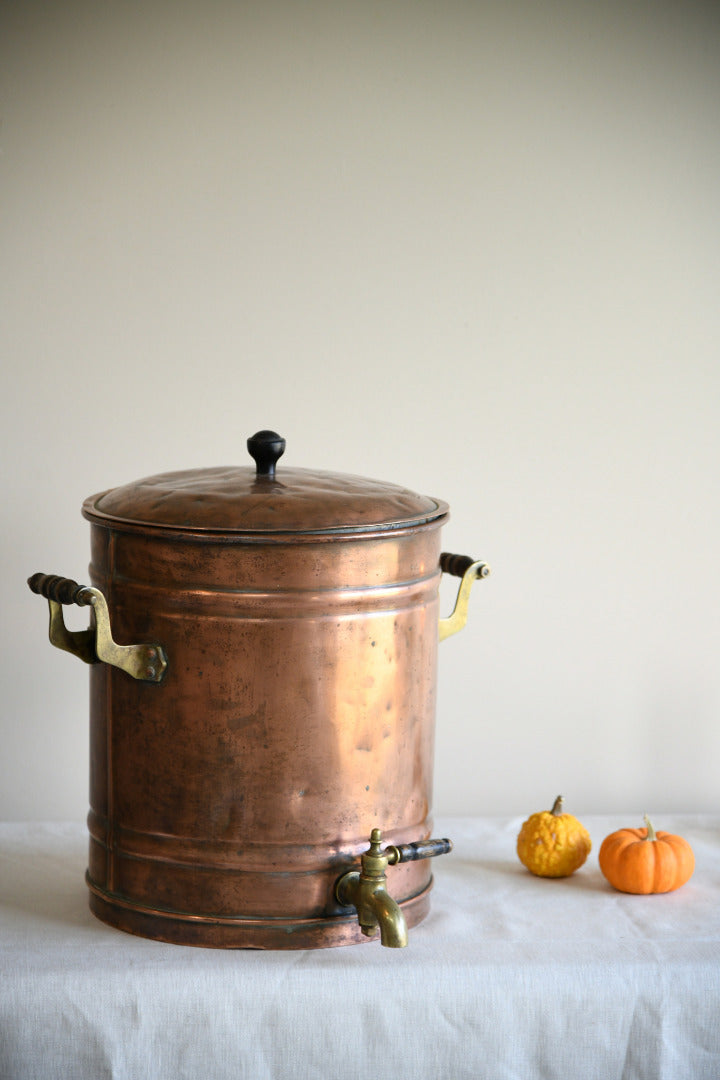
[2,816,719,1079]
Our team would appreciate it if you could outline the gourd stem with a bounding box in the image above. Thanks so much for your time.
[643,814,657,841]
[551,795,564,816]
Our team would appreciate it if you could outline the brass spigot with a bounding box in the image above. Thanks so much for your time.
[335,828,453,949]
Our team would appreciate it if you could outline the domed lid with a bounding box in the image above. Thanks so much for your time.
[82,430,448,537]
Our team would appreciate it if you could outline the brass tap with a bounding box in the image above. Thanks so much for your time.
[335,828,453,949]
[335,829,408,948]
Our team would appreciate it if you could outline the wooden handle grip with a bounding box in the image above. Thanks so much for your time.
[27,573,90,606]
[440,552,490,579]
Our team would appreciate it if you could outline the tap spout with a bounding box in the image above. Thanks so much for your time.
[336,870,408,948]
[365,885,408,948]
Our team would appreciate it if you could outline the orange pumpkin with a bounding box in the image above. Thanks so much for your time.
[598,816,694,894]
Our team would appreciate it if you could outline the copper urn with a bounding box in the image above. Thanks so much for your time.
[29,431,487,948]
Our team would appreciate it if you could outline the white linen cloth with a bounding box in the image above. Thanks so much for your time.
[2,816,719,1080]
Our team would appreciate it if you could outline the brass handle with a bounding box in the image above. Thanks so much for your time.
[28,572,168,683]
[438,552,489,642]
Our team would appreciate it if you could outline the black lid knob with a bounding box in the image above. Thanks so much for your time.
[247,430,286,478]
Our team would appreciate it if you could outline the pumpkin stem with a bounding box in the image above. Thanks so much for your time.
[551,795,564,816]
[643,814,657,841]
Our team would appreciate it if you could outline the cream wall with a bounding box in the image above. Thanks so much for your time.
[1,1,719,822]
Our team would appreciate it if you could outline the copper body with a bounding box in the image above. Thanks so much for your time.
[85,517,445,948]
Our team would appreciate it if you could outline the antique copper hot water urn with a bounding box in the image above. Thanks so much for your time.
[29,431,488,948]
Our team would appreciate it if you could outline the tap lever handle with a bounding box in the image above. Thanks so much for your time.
[386,837,453,865]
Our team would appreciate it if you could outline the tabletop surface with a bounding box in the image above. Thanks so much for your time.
[2,815,719,1080]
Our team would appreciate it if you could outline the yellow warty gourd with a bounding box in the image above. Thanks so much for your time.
[517,795,591,877]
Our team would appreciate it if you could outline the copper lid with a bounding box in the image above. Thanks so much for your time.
[82,430,448,536]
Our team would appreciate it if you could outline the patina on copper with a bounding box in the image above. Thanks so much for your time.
[29,431,486,948]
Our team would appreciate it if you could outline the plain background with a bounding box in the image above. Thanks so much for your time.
[1,0,718,824]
